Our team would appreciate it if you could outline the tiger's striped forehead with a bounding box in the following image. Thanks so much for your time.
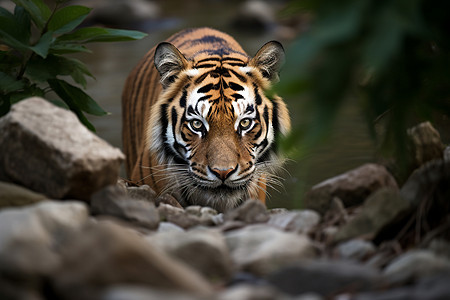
[183,55,260,120]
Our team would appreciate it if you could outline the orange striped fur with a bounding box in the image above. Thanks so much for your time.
[122,28,290,211]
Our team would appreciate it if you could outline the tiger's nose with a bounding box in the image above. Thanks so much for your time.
[209,166,237,181]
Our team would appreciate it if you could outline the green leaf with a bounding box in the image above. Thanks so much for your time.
[0,97,11,116]
[48,98,69,109]
[57,27,147,43]
[48,79,107,116]
[13,6,31,43]
[49,42,91,54]
[12,0,51,30]
[0,29,29,52]
[0,51,23,74]
[8,85,45,104]
[48,5,92,35]
[0,71,25,93]
[61,57,94,88]
[25,55,59,82]
[0,8,30,51]
[30,30,53,58]
[48,79,99,131]
[0,7,14,20]
[73,108,95,131]
[26,54,94,86]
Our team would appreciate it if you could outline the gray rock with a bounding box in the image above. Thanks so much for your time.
[149,228,233,282]
[126,184,157,202]
[444,146,450,161]
[91,185,160,230]
[200,206,218,216]
[0,200,88,277]
[217,284,283,300]
[0,181,47,209]
[200,207,220,223]
[407,121,444,167]
[184,205,201,215]
[157,203,184,216]
[365,251,394,270]
[53,221,213,299]
[294,294,324,300]
[224,199,270,224]
[155,193,183,208]
[0,97,124,200]
[268,209,320,234]
[102,285,201,300]
[401,159,450,207]
[225,224,317,275]
[305,164,398,215]
[0,279,43,300]
[353,271,450,300]
[334,239,376,261]
[158,203,202,229]
[383,250,450,285]
[321,226,339,242]
[427,239,450,260]
[334,188,411,243]
[157,222,185,233]
[211,213,225,226]
[268,260,382,297]
[185,205,219,226]
[269,208,289,214]
[219,220,246,232]
[116,178,128,190]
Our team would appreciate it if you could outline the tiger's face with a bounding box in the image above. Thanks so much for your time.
[149,41,290,211]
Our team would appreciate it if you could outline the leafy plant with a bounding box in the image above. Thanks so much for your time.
[279,0,450,178]
[0,0,147,131]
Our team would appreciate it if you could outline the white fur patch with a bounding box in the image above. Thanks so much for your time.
[239,66,254,74]
[232,86,256,131]
[185,86,211,133]
[185,68,200,77]
[187,86,203,107]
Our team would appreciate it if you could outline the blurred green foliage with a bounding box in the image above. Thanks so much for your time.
[280,0,450,178]
[0,0,147,131]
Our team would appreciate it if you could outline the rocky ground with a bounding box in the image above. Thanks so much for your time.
[1,98,450,300]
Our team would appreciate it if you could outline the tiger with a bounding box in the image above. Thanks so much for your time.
[122,27,291,212]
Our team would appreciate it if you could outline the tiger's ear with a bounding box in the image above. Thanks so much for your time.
[154,42,188,88]
[250,41,285,83]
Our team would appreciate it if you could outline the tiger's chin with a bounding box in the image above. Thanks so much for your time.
[178,183,249,212]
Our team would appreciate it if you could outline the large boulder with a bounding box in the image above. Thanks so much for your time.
[0,97,124,200]
[0,201,88,280]
[305,163,398,215]
[0,200,89,294]
[401,159,450,207]
[53,221,213,299]
[333,188,411,243]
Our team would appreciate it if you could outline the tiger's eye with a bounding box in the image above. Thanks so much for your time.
[239,118,252,130]
[190,119,203,131]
